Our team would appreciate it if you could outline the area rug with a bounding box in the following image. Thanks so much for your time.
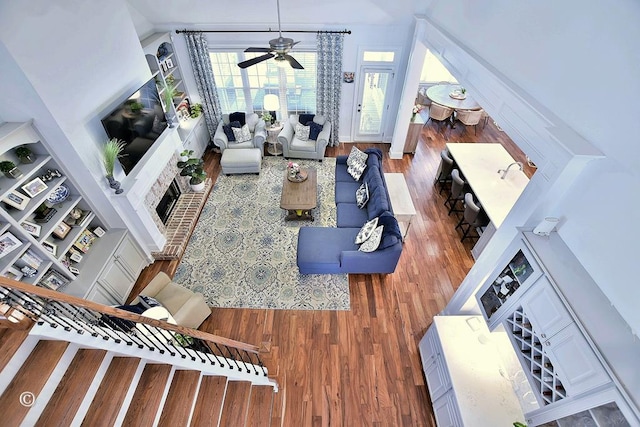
[173,156,350,310]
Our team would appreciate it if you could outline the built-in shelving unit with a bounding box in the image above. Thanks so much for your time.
[0,121,148,304]
[140,32,209,159]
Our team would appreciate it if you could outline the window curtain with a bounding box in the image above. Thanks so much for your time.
[316,33,344,147]
[184,32,222,145]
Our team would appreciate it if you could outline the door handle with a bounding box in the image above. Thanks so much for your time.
[357,104,361,113]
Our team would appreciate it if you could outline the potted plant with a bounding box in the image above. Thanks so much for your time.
[178,157,207,192]
[190,103,203,118]
[15,146,35,164]
[102,138,125,194]
[163,83,177,127]
[0,160,23,179]
[179,149,193,163]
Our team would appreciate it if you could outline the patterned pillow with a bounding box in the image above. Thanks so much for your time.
[347,146,368,167]
[232,124,252,143]
[355,217,378,244]
[307,121,323,140]
[139,295,163,309]
[356,182,369,209]
[359,225,384,252]
[295,123,310,141]
[347,161,367,181]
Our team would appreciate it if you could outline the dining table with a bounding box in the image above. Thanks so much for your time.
[445,142,529,228]
[426,84,482,111]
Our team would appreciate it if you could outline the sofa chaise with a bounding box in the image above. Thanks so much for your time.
[296,148,403,274]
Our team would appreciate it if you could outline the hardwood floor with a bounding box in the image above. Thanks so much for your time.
[130,118,526,426]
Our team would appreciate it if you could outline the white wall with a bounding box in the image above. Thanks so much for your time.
[424,0,640,331]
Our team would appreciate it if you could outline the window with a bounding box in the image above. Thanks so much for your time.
[210,51,317,117]
[363,51,395,62]
[420,50,458,84]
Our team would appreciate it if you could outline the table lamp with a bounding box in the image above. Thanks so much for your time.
[263,94,279,125]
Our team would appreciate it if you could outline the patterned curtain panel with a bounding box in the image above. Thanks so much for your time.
[184,32,222,144]
[316,33,344,147]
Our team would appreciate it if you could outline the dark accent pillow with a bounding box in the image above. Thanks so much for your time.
[299,113,315,125]
[222,124,236,142]
[307,121,323,140]
[229,112,246,126]
[229,120,242,128]
[377,212,402,250]
[139,295,163,309]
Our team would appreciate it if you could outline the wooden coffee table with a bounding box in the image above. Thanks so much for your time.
[280,167,317,220]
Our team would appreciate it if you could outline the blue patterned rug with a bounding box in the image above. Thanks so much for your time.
[174,156,350,310]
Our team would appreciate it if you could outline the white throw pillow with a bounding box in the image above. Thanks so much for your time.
[295,123,310,141]
[232,124,252,143]
[347,161,366,181]
[346,146,368,167]
[356,182,369,209]
[359,225,384,252]
[355,217,378,244]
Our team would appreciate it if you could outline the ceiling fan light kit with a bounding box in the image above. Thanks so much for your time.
[237,0,304,69]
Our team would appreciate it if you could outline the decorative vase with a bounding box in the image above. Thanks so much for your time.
[19,155,35,164]
[190,181,205,193]
[107,176,124,194]
[5,167,23,179]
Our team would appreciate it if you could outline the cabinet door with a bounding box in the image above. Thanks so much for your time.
[97,260,134,304]
[113,235,147,278]
[194,118,210,157]
[86,283,119,306]
[545,323,610,396]
[424,356,451,401]
[432,392,461,427]
[521,277,572,338]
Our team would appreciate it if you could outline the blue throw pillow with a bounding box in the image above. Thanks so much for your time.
[299,113,315,124]
[222,124,236,142]
[307,121,323,140]
[377,212,402,249]
[229,112,246,126]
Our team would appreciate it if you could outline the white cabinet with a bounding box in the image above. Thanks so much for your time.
[419,316,525,426]
[95,234,147,304]
[181,116,209,159]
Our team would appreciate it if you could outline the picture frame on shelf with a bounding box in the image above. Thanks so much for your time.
[92,226,106,237]
[3,191,30,210]
[42,240,57,256]
[39,270,68,291]
[2,266,23,281]
[68,266,80,275]
[165,58,174,69]
[69,251,83,263]
[52,222,71,239]
[21,177,49,198]
[0,232,22,259]
[73,229,96,253]
[21,221,41,237]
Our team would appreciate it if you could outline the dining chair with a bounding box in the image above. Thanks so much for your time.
[427,103,454,135]
[454,109,484,135]
[455,193,490,242]
[445,169,467,216]
[434,149,455,195]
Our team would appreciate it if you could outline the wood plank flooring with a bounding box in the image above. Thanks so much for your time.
[130,118,526,426]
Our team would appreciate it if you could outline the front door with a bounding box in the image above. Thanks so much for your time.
[354,67,394,141]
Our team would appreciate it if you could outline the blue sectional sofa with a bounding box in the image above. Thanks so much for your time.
[296,148,403,274]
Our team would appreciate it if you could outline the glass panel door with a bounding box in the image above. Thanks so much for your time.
[354,67,393,141]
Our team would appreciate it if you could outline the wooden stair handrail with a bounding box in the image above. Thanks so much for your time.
[0,277,260,354]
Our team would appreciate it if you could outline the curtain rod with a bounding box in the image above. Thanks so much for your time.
[175,28,351,35]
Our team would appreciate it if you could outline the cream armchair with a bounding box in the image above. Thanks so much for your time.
[132,272,211,329]
[278,114,331,161]
[213,112,266,153]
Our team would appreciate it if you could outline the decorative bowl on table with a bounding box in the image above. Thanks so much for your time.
[287,170,308,182]
[449,90,467,100]
[46,183,70,205]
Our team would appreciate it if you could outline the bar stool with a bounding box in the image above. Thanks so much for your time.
[445,169,467,216]
[455,193,489,242]
[434,149,455,195]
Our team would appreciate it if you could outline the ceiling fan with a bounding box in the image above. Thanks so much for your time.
[237,0,304,70]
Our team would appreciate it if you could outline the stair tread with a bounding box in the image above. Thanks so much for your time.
[0,328,31,373]
[122,364,173,427]
[219,381,252,427]
[0,340,68,426]
[157,370,201,427]
[35,349,107,427]
[246,385,275,427]
[81,356,140,426]
[190,376,227,427]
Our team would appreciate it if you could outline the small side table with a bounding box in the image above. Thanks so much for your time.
[383,173,417,242]
[266,123,283,156]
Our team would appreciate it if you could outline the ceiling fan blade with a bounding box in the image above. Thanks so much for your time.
[238,53,275,69]
[290,41,300,48]
[284,54,304,70]
[244,47,273,53]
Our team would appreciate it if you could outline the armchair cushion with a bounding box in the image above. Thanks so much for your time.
[229,111,246,126]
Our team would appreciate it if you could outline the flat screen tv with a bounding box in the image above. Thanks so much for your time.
[101,78,168,175]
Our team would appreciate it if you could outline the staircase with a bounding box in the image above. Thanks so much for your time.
[0,280,279,427]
